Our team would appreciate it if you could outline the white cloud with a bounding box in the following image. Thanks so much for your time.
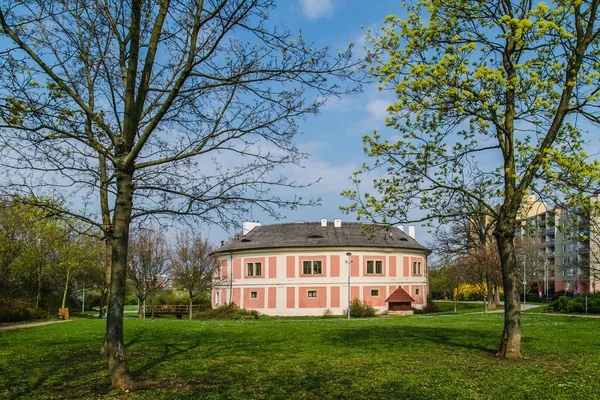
[298,0,334,20]
[364,99,390,121]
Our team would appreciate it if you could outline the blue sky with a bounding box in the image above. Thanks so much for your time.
[207,0,427,244]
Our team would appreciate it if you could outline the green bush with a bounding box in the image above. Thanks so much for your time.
[322,308,335,318]
[420,304,441,314]
[553,294,600,314]
[554,296,569,312]
[27,308,50,320]
[587,297,600,313]
[0,308,30,323]
[348,299,377,318]
[566,296,584,313]
[124,295,138,306]
[194,303,259,320]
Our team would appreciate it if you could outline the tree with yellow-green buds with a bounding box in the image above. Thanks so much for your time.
[343,0,600,359]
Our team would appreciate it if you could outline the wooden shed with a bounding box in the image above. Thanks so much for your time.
[385,286,414,311]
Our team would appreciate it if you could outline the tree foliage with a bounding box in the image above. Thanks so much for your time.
[0,197,105,311]
[343,0,600,359]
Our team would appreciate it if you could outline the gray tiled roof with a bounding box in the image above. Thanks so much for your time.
[211,222,430,255]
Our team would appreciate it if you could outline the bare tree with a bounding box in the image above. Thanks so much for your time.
[0,0,363,388]
[128,228,169,319]
[171,231,218,321]
[432,201,502,311]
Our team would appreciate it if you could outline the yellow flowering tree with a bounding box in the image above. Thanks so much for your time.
[344,0,600,359]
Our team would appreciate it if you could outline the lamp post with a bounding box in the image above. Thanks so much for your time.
[544,260,549,302]
[523,255,527,309]
[346,252,352,320]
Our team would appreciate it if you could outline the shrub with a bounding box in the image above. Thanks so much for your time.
[348,299,376,318]
[0,308,30,323]
[194,303,259,320]
[124,295,138,306]
[322,308,335,319]
[566,296,584,313]
[27,308,50,320]
[554,296,569,312]
[420,304,440,314]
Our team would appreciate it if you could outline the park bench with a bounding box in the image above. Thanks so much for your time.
[147,305,200,319]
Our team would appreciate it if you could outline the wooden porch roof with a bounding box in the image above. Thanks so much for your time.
[385,286,415,303]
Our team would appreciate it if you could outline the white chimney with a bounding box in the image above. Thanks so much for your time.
[334,218,342,228]
[321,218,327,227]
[408,225,416,239]
[397,225,404,232]
[242,221,261,235]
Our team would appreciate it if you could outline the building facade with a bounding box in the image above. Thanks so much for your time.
[210,220,430,316]
[516,195,600,295]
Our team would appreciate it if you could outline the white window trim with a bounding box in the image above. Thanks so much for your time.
[250,291,258,299]
[307,290,318,298]
[302,260,323,275]
[366,260,383,275]
[247,262,262,277]
[371,289,379,297]
[412,261,422,275]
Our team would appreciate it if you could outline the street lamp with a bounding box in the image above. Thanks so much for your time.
[346,252,352,320]
[523,255,527,309]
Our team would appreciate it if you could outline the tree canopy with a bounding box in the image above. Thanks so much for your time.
[343,0,600,359]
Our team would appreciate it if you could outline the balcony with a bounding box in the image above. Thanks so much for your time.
[546,227,555,236]
[579,246,590,255]
[546,239,555,247]
[546,251,555,259]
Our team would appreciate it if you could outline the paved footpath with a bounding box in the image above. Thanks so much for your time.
[0,319,71,333]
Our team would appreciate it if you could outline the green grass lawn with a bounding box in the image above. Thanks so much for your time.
[1,314,599,400]
[433,301,504,314]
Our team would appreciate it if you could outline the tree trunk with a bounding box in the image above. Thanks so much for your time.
[99,288,106,318]
[189,294,193,321]
[495,231,523,359]
[61,266,70,309]
[99,238,113,354]
[35,263,42,309]
[493,286,500,307]
[99,153,113,350]
[453,287,458,313]
[105,171,134,390]
[138,297,144,319]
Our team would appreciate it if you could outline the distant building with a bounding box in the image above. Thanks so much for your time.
[210,220,430,316]
[516,195,600,295]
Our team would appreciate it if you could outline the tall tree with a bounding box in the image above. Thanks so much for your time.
[343,0,600,358]
[171,231,218,321]
[127,228,169,319]
[0,0,363,388]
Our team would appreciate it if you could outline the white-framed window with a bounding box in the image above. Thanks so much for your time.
[250,291,258,299]
[412,261,422,275]
[307,290,318,298]
[416,288,420,296]
[568,243,574,251]
[366,260,383,274]
[247,262,262,277]
[302,260,323,275]
[215,291,220,305]
[371,289,379,297]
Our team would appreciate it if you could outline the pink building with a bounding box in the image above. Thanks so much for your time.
[210,220,430,316]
